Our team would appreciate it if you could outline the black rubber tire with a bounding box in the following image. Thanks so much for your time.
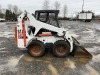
[52,40,70,58]
[27,40,45,57]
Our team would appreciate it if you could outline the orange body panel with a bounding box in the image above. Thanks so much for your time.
[39,34,52,36]
[22,20,27,46]
[14,26,18,46]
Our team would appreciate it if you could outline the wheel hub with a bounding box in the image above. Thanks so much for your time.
[34,47,39,50]
[30,45,42,55]
[55,45,67,55]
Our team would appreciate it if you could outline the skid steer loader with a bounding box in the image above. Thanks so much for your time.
[14,10,92,58]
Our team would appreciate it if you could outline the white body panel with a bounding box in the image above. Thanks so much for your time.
[87,13,92,19]
[79,13,92,20]
[36,36,64,44]
[0,18,5,21]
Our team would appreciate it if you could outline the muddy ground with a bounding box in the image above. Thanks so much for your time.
[0,21,100,75]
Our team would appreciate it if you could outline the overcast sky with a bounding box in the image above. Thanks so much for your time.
[0,0,100,16]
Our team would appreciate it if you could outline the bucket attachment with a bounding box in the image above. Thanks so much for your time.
[73,45,92,58]
[72,37,92,58]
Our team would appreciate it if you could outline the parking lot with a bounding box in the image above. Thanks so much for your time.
[0,21,100,75]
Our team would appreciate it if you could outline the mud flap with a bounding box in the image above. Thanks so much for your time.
[73,45,92,58]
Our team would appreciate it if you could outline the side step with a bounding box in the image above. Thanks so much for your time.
[73,45,92,58]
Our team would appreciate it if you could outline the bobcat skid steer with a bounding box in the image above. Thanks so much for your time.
[14,10,92,58]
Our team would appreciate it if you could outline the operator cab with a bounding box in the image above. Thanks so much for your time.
[28,10,62,36]
[34,10,60,27]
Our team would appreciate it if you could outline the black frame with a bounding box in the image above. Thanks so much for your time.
[34,10,60,27]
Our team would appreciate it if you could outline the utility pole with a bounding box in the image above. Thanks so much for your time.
[82,0,84,11]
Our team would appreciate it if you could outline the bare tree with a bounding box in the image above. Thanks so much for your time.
[0,5,2,13]
[2,9,6,14]
[8,4,12,11]
[18,9,23,15]
[13,5,18,14]
[43,0,50,10]
[63,5,67,18]
[0,5,1,9]
[54,1,60,10]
